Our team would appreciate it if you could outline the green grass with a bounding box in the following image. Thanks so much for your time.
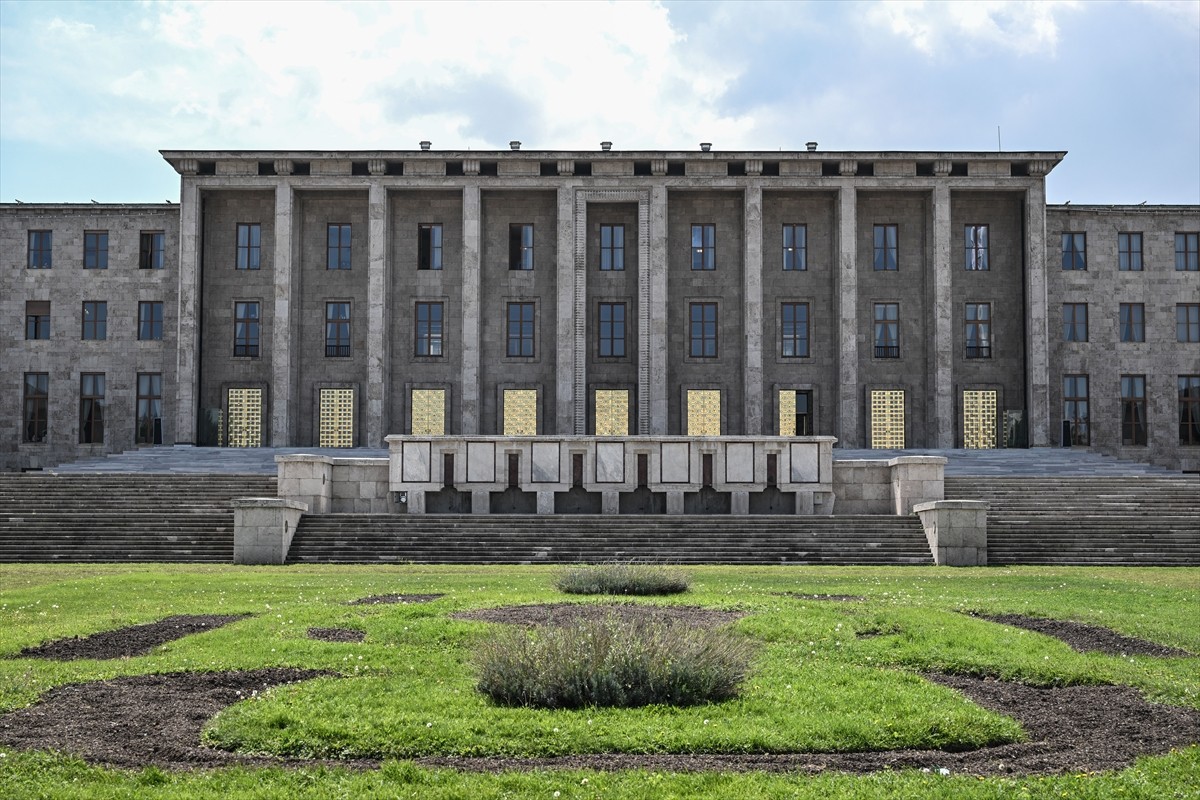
[1,564,1197,798]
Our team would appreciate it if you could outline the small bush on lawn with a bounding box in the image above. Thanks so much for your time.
[556,563,690,595]
[474,613,756,709]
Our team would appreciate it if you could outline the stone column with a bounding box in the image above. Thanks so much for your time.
[559,185,580,434]
[366,183,390,445]
[271,182,296,446]
[461,185,482,434]
[835,185,859,447]
[743,185,764,435]
[174,178,201,445]
[931,184,953,447]
[636,195,651,434]
[647,186,669,434]
[1024,178,1050,447]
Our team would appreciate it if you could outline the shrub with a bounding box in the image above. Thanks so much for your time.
[555,563,690,596]
[473,613,756,709]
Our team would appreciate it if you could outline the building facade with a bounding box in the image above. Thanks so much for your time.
[2,147,1197,471]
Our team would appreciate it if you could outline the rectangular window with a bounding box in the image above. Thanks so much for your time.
[415,301,443,357]
[507,302,535,357]
[873,302,899,358]
[691,224,715,270]
[236,223,261,270]
[138,301,164,341]
[965,224,989,271]
[1118,232,1142,271]
[81,301,107,341]
[234,301,260,357]
[136,372,163,445]
[27,231,52,269]
[873,224,898,271]
[418,224,443,270]
[1062,232,1087,270]
[1063,374,1090,445]
[84,231,108,270]
[23,372,49,443]
[325,302,351,357]
[509,224,534,270]
[600,224,625,271]
[1178,304,1200,343]
[783,224,807,271]
[965,303,992,358]
[1119,303,1145,342]
[139,231,164,269]
[25,300,50,340]
[1063,303,1088,342]
[598,302,626,357]
[1180,376,1200,445]
[1121,375,1147,446]
[327,224,352,270]
[79,373,105,444]
[781,302,809,357]
[689,302,718,357]
[1177,232,1200,271]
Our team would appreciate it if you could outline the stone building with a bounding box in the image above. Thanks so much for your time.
[2,146,1197,472]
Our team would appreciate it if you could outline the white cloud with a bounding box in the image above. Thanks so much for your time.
[866,0,1082,57]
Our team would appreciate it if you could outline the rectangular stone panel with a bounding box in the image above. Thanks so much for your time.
[660,442,691,484]
[532,442,560,483]
[790,442,820,483]
[725,442,755,483]
[402,441,431,483]
[595,442,625,483]
[466,442,496,483]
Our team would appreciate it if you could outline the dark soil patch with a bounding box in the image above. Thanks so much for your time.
[306,627,366,644]
[347,593,444,606]
[780,593,866,602]
[16,615,251,661]
[452,602,745,629]
[972,613,1194,658]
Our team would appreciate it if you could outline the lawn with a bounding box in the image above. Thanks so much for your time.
[0,564,1197,799]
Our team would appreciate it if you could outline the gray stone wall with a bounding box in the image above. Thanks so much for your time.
[585,202,640,433]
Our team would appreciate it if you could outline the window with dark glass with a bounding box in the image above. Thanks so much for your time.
[965,303,991,358]
[418,224,443,270]
[415,302,443,356]
[689,302,718,357]
[1063,303,1088,342]
[1121,375,1147,446]
[781,302,809,357]
[234,301,260,357]
[691,224,715,270]
[136,372,163,445]
[1178,304,1200,343]
[84,231,108,269]
[783,224,806,271]
[325,302,351,357]
[1063,374,1090,445]
[507,302,535,357]
[598,302,626,357]
[873,303,899,357]
[23,372,49,443]
[237,223,261,270]
[327,224,352,270]
[139,231,164,269]
[1177,232,1199,271]
[82,301,107,341]
[600,225,624,271]
[509,224,534,270]
[25,300,50,340]
[1062,232,1087,270]
[138,301,164,341]
[795,390,814,436]
[965,224,988,271]
[27,231,52,269]
[79,373,105,444]
[1180,376,1200,445]
[1118,232,1142,271]
[873,224,898,271]
[1119,303,1145,342]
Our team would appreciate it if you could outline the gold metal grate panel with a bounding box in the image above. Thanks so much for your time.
[503,389,537,436]
[869,390,905,449]
[411,389,446,435]
[318,388,355,447]
[227,388,262,448]
[963,390,997,449]
[595,390,629,436]
[686,390,721,436]
[778,390,797,436]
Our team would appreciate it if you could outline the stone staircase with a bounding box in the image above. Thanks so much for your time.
[285,514,934,565]
[0,474,278,563]
[944,476,1200,566]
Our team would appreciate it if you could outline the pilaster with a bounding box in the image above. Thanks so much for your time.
[648,186,669,434]
[931,183,953,447]
[743,185,764,434]
[270,182,296,446]
[174,179,202,444]
[461,185,482,434]
[1024,179,1050,446]
[835,185,859,447]
[366,183,389,445]
[559,185,580,434]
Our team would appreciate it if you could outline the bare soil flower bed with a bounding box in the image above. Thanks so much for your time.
[347,593,444,605]
[452,602,745,629]
[16,615,251,661]
[972,613,1195,658]
[306,627,366,643]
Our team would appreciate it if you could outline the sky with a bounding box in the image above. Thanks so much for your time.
[1,0,1197,205]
